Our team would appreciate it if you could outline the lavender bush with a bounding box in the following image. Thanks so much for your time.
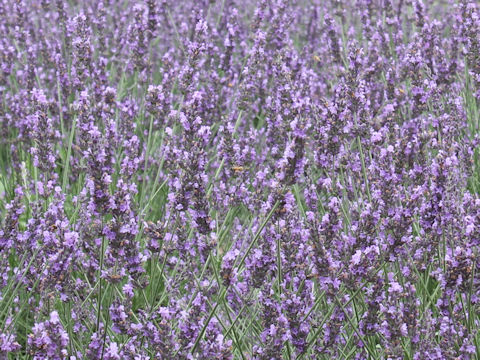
[0,0,479,359]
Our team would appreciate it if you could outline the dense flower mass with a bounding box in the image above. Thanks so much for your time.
[0,0,480,359]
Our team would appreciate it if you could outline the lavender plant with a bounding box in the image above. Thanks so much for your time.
[0,0,479,359]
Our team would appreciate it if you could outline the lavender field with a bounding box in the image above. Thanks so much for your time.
[0,0,479,359]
